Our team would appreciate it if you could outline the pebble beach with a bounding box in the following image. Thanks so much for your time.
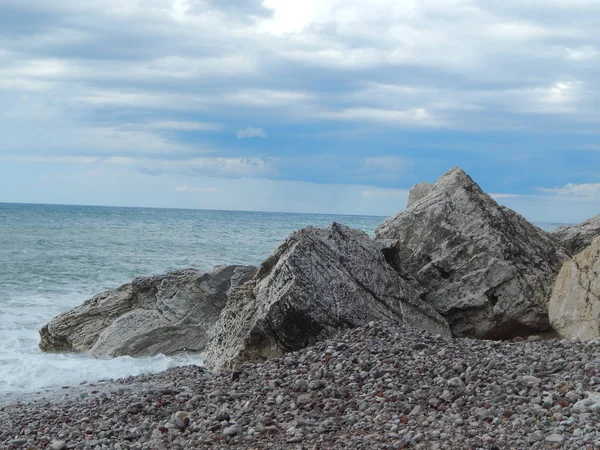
[3,322,600,449]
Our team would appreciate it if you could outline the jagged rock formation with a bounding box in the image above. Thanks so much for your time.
[549,236,600,341]
[407,182,432,208]
[39,266,256,357]
[204,223,451,372]
[376,167,570,339]
[552,214,600,256]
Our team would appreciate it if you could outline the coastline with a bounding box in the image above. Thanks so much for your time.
[3,323,600,449]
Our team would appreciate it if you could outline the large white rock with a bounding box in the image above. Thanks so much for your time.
[39,265,256,357]
[204,223,451,372]
[549,236,600,342]
[376,167,569,339]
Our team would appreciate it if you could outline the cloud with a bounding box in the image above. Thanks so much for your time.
[538,183,600,199]
[236,126,267,139]
[174,185,222,193]
[1,0,600,219]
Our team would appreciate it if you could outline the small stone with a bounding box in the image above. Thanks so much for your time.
[522,375,541,384]
[447,377,465,388]
[170,417,186,431]
[126,403,144,414]
[214,411,231,422]
[296,394,312,405]
[545,434,564,443]
[294,379,309,392]
[528,432,543,443]
[50,441,67,450]
[222,426,239,437]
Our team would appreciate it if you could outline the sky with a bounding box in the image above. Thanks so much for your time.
[0,0,599,223]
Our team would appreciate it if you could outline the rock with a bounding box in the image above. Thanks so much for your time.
[214,411,231,422]
[50,440,67,450]
[545,433,564,443]
[552,214,600,256]
[572,392,600,413]
[527,432,543,443]
[375,167,569,339]
[407,182,433,208]
[204,223,450,372]
[39,265,256,357]
[125,403,144,414]
[549,236,600,342]
[222,426,239,437]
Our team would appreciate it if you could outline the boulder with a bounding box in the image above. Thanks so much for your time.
[39,265,256,357]
[552,214,600,256]
[407,182,433,208]
[549,236,600,341]
[375,167,569,339]
[204,223,451,372]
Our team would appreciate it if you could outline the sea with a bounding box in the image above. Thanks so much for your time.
[0,202,566,403]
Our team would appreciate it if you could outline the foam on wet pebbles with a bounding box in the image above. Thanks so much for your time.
[2,322,600,449]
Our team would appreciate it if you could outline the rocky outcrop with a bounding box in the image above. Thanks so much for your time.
[375,167,570,339]
[549,236,600,342]
[552,214,600,256]
[204,223,451,372]
[39,265,256,357]
[407,182,432,208]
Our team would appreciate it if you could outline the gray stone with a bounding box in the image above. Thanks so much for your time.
[572,392,600,413]
[545,433,564,443]
[375,167,569,339]
[39,265,256,357]
[552,214,600,256]
[204,223,450,372]
[549,236,600,342]
[407,182,433,208]
[222,426,239,437]
[50,441,67,450]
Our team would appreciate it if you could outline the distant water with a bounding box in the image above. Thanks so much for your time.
[0,203,387,401]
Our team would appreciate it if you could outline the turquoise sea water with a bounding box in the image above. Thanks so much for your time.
[0,202,567,401]
[0,203,386,399]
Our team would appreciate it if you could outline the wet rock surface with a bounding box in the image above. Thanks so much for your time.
[39,266,256,357]
[4,322,600,449]
[204,222,450,372]
[376,167,569,339]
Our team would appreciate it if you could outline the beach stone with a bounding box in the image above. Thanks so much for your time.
[549,236,600,342]
[375,167,569,339]
[572,393,600,413]
[50,440,67,450]
[222,426,240,437]
[545,433,564,443]
[204,223,450,371]
[552,214,600,256]
[39,265,256,357]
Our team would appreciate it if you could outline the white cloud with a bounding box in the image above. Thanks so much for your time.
[322,107,441,126]
[539,183,600,199]
[174,185,222,193]
[236,126,268,139]
[564,45,598,61]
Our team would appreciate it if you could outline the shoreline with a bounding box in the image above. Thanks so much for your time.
[3,323,600,449]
